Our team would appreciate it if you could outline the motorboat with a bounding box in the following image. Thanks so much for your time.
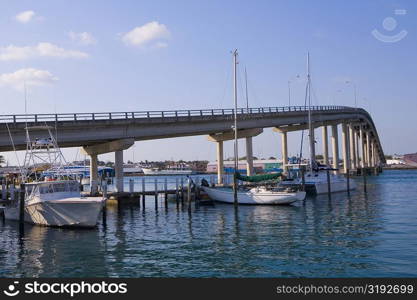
[4,180,104,227]
[3,125,105,228]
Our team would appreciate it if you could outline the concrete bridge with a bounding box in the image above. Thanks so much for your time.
[0,105,385,193]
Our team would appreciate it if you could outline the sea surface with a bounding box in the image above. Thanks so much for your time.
[1,170,416,277]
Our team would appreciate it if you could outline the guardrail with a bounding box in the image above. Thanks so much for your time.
[0,105,352,124]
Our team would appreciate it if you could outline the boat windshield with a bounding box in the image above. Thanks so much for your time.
[26,181,80,199]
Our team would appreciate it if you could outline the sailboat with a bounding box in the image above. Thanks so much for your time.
[280,53,356,195]
[3,126,105,227]
[201,50,306,205]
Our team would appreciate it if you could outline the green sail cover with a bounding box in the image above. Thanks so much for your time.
[235,172,282,182]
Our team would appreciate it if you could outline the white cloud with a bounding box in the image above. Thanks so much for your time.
[0,42,89,61]
[0,68,58,90]
[69,31,97,45]
[122,21,170,47]
[15,10,35,23]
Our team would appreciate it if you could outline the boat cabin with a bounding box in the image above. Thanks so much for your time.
[25,180,81,202]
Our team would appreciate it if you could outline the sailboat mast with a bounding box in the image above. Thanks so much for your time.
[245,67,249,110]
[307,53,315,170]
[233,49,239,205]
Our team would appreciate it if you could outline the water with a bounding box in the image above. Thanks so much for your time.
[1,170,417,277]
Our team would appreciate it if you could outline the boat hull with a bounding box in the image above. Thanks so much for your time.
[4,198,105,228]
[202,187,305,205]
[281,173,357,195]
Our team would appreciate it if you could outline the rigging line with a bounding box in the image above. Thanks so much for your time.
[5,123,25,178]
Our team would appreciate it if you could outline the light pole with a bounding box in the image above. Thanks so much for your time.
[287,75,300,107]
[345,80,357,108]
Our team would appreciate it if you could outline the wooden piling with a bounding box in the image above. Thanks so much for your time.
[141,178,146,208]
[363,167,367,193]
[102,184,107,227]
[180,178,184,204]
[154,178,158,209]
[19,184,25,228]
[164,178,168,207]
[175,178,179,207]
[326,169,331,198]
[187,178,191,213]
[2,180,6,200]
[346,168,350,194]
[129,179,134,194]
[301,168,306,191]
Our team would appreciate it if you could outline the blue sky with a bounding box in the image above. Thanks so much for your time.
[1,0,416,164]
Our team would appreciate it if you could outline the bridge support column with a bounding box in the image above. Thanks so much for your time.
[371,141,376,168]
[245,137,254,176]
[349,124,356,170]
[360,126,366,168]
[281,132,288,174]
[331,124,339,172]
[355,130,360,168]
[341,123,350,174]
[90,153,98,195]
[217,141,224,184]
[322,126,329,166]
[115,150,124,192]
[366,131,371,168]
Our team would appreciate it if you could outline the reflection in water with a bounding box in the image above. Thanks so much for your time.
[1,170,417,277]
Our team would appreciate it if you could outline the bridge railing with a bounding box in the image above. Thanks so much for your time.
[0,105,352,124]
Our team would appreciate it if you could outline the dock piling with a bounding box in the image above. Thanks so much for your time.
[187,178,191,213]
[19,184,25,231]
[175,178,179,207]
[141,178,146,208]
[154,178,158,210]
[164,178,168,207]
[363,167,367,193]
[129,179,134,194]
[326,169,331,198]
[346,169,350,195]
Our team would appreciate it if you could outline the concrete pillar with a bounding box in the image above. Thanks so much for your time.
[341,123,350,174]
[349,124,356,170]
[366,131,371,168]
[90,153,98,195]
[245,137,254,176]
[217,141,224,184]
[371,141,376,167]
[115,150,124,192]
[355,130,360,168]
[322,126,329,166]
[331,124,339,172]
[360,126,366,168]
[281,132,288,173]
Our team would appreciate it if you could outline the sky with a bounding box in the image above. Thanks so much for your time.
[0,0,416,165]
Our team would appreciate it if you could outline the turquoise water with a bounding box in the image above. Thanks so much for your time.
[1,170,416,277]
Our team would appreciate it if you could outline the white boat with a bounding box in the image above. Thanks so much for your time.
[4,180,104,227]
[281,171,356,194]
[3,125,105,228]
[142,167,193,176]
[202,186,306,205]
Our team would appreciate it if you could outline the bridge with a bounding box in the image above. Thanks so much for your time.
[0,105,385,194]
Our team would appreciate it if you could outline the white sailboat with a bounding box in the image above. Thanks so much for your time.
[201,49,306,205]
[280,53,356,195]
[4,126,105,227]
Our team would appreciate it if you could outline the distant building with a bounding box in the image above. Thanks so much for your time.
[403,153,417,166]
[206,159,283,174]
